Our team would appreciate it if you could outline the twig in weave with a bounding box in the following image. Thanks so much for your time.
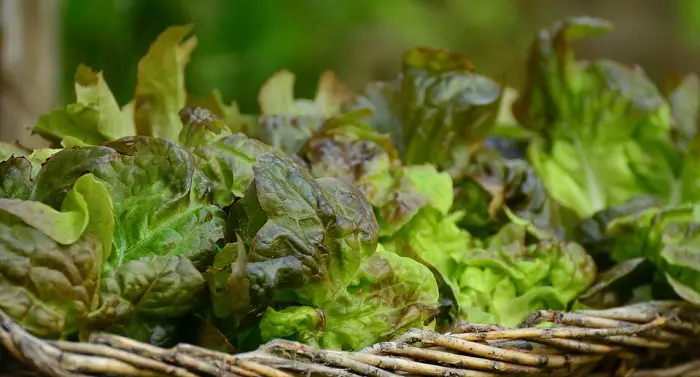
[368,342,547,374]
[90,333,241,376]
[454,316,669,342]
[1,310,160,377]
[527,311,687,343]
[393,329,603,368]
[261,340,401,377]
[238,352,364,377]
[575,302,700,335]
[176,343,293,377]
[51,341,198,377]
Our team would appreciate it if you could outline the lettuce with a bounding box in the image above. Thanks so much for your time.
[575,201,700,306]
[225,152,439,349]
[0,174,113,338]
[513,17,674,218]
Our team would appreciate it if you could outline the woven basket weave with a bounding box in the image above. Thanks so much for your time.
[2,301,699,377]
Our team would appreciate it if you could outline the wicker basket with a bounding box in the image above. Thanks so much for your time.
[2,301,699,377]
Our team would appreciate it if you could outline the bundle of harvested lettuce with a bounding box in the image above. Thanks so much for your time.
[1,17,698,353]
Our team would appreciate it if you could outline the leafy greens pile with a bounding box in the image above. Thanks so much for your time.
[1,17,699,352]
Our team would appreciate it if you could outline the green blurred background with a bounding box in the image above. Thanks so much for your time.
[4,0,700,143]
[57,0,700,113]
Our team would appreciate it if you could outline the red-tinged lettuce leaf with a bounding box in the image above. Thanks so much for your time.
[178,107,272,207]
[296,110,453,237]
[298,109,401,206]
[346,47,502,168]
[0,174,114,339]
[186,89,248,134]
[134,25,197,140]
[512,17,674,218]
[450,147,579,239]
[30,136,225,268]
[223,152,435,350]
[259,246,439,350]
[33,64,133,147]
[228,152,379,307]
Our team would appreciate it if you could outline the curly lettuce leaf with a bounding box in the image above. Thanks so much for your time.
[33,64,133,147]
[31,136,225,268]
[512,17,673,218]
[227,153,437,348]
[456,221,597,325]
[347,47,502,167]
[178,107,271,206]
[0,174,113,338]
[260,247,439,350]
[134,25,197,140]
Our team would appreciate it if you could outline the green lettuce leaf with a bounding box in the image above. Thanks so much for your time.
[0,174,113,338]
[33,64,132,147]
[31,136,226,268]
[226,152,438,348]
[382,208,474,323]
[260,246,439,350]
[576,202,700,305]
[456,221,597,325]
[134,25,198,140]
[178,107,271,206]
[512,17,673,217]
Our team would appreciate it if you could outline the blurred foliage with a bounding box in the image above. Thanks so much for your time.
[60,0,553,113]
[59,0,700,114]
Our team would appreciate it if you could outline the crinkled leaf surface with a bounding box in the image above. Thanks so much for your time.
[34,64,132,146]
[229,152,378,305]
[456,222,596,326]
[179,107,271,206]
[0,174,113,338]
[87,255,206,333]
[31,136,225,268]
[260,247,439,350]
[382,208,473,322]
[228,153,437,348]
